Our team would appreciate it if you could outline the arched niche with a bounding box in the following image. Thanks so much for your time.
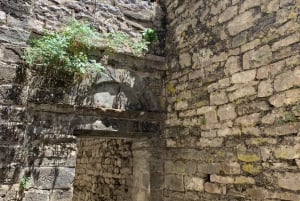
[78,66,162,112]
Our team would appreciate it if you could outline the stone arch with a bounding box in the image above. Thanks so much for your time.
[78,67,161,112]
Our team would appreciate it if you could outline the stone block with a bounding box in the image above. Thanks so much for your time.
[231,69,256,84]
[218,6,237,23]
[241,126,261,136]
[269,89,300,107]
[274,145,300,159]
[210,91,228,105]
[224,56,241,75]
[265,123,299,136]
[217,127,241,137]
[204,182,226,194]
[165,175,184,191]
[274,67,300,92]
[237,100,270,115]
[32,167,75,190]
[23,190,50,201]
[237,153,261,162]
[227,9,261,36]
[256,60,284,80]
[0,11,6,24]
[272,32,300,51]
[245,138,277,145]
[242,164,262,175]
[221,162,241,175]
[179,53,191,67]
[258,80,273,97]
[243,45,272,69]
[228,85,256,101]
[210,175,234,184]
[235,113,260,126]
[278,173,300,191]
[175,100,188,110]
[217,104,236,121]
[197,138,223,148]
[240,0,261,12]
[0,63,17,84]
[197,163,221,174]
[185,176,204,192]
[234,176,255,184]
[50,189,73,201]
[204,110,218,124]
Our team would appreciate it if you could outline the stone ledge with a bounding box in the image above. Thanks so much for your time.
[27,103,164,121]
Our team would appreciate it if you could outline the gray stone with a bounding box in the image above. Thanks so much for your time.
[50,190,73,201]
[231,69,256,83]
[218,6,237,23]
[240,0,261,12]
[274,145,300,159]
[0,11,5,23]
[204,182,226,194]
[265,123,299,136]
[32,167,75,190]
[228,85,256,101]
[210,175,234,184]
[227,10,261,36]
[258,80,273,97]
[269,89,300,107]
[224,56,241,75]
[23,190,50,201]
[0,63,16,84]
[217,104,237,121]
[243,45,272,69]
[179,53,191,67]
[165,175,184,191]
[185,176,204,192]
[272,32,300,51]
[210,91,228,105]
[274,67,300,92]
[278,173,300,191]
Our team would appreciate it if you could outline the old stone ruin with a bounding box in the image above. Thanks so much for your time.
[0,0,300,201]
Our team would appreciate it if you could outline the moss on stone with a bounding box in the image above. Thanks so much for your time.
[237,154,260,162]
[242,164,262,175]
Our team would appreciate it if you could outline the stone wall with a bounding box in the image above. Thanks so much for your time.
[73,137,133,201]
[73,136,164,201]
[164,0,300,200]
[0,0,165,200]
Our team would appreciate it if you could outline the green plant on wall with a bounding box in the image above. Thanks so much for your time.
[23,20,153,78]
[23,20,106,77]
[20,176,30,191]
[142,28,158,44]
[105,32,149,56]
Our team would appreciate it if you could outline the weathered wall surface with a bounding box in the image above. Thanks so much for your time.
[73,138,133,201]
[164,0,300,200]
[0,0,165,200]
[73,136,164,201]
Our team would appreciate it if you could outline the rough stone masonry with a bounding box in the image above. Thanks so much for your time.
[164,0,300,200]
[1,0,300,201]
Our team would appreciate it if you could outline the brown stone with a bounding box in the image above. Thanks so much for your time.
[217,104,237,121]
[227,10,261,36]
[274,67,300,92]
[269,89,300,107]
[258,80,273,97]
[204,182,226,194]
[278,173,300,191]
[210,91,228,105]
[165,175,184,191]
[243,45,272,69]
[185,176,204,192]
[231,69,256,84]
